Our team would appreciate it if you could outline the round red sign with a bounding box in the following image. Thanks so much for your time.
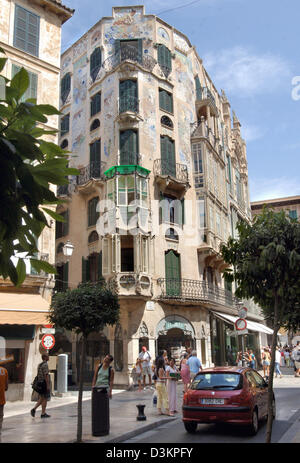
[41,334,55,350]
[235,318,247,331]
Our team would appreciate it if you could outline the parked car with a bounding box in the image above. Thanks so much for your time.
[182,366,275,435]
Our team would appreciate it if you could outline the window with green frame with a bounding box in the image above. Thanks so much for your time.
[11,64,37,102]
[90,47,102,81]
[61,73,71,104]
[90,92,101,116]
[14,5,40,57]
[88,197,99,227]
[119,79,138,113]
[119,130,139,165]
[60,114,70,136]
[157,44,172,77]
[159,88,173,113]
[55,210,69,239]
[289,210,298,220]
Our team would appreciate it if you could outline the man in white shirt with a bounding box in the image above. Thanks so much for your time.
[292,343,300,377]
[139,346,152,388]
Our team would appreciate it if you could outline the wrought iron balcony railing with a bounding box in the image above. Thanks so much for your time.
[102,44,157,73]
[77,161,107,186]
[157,278,237,308]
[119,95,139,113]
[153,159,189,183]
[199,87,216,106]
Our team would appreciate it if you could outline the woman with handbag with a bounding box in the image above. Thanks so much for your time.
[30,354,51,418]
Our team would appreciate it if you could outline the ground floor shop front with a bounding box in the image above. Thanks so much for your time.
[52,299,273,388]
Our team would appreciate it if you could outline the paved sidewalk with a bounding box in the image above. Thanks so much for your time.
[1,386,179,443]
[1,369,299,443]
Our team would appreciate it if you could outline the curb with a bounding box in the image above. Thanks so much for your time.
[83,416,179,444]
[278,409,300,443]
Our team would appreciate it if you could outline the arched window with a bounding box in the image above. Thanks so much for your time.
[88,230,99,243]
[90,119,100,131]
[161,115,173,129]
[90,47,102,82]
[60,139,68,149]
[165,227,179,241]
[61,72,71,104]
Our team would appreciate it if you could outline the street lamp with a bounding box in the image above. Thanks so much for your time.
[63,240,74,258]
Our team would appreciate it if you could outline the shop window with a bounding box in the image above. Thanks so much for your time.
[0,347,25,383]
[121,235,134,272]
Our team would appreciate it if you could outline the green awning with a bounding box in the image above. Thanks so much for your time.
[104,165,150,179]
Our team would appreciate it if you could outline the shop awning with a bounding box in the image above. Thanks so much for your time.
[0,293,50,325]
[214,312,273,335]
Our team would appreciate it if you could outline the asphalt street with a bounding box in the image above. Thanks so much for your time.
[124,382,300,444]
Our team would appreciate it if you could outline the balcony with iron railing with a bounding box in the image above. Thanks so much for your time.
[119,95,139,114]
[118,151,140,166]
[153,159,190,195]
[196,86,218,116]
[76,161,107,194]
[156,278,238,309]
[102,44,157,74]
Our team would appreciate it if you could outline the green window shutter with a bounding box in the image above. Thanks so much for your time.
[195,76,201,100]
[181,198,185,226]
[138,38,143,63]
[12,64,38,102]
[90,92,101,116]
[63,262,69,291]
[90,48,102,81]
[63,210,69,236]
[289,210,297,220]
[165,251,181,296]
[61,73,71,104]
[115,39,121,60]
[119,80,138,112]
[61,114,70,136]
[14,5,40,57]
[120,130,138,165]
[161,136,175,177]
[98,251,103,279]
[90,140,101,177]
[158,44,172,75]
[159,89,173,113]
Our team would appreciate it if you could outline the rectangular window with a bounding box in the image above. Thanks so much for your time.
[121,235,134,272]
[119,130,138,165]
[90,92,101,116]
[195,76,202,100]
[198,195,206,228]
[119,80,138,113]
[289,210,298,220]
[157,44,172,76]
[12,64,37,102]
[192,144,204,188]
[89,139,101,176]
[14,5,40,57]
[61,114,70,137]
[55,210,69,239]
[159,88,173,113]
[88,197,99,227]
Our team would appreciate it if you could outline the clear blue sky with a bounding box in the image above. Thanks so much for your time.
[61,0,300,202]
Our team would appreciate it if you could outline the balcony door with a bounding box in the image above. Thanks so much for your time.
[161,136,176,177]
[120,130,138,165]
[119,79,138,113]
[165,250,181,297]
[89,139,101,177]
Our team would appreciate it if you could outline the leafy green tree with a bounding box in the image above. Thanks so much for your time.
[221,208,300,443]
[0,48,77,285]
[49,281,120,443]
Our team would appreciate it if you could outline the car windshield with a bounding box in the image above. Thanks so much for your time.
[191,372,243,390]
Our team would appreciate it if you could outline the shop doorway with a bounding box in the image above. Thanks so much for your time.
[157,328,195,369]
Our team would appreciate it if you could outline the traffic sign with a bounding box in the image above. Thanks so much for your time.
[41,328,55,334]
[41,334,55,350]
[235,318,247,331]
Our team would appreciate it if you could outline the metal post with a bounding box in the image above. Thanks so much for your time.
[241,335,245,367]
[57,354,68,394]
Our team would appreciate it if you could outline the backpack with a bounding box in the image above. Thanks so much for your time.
[97,363,112,381]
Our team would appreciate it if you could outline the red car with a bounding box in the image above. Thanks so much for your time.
[182,367,276,435]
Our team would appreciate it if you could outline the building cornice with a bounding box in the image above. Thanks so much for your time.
[1,42,61,74]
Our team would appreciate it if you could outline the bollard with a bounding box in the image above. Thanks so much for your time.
[57,354,68,394]
[136,404,146,421]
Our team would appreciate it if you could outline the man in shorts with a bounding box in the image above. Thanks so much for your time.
[139,346,152,389]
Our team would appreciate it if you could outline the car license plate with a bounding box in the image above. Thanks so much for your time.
[201,398,224,405]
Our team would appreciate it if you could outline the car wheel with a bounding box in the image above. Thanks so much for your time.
[248,408,259,436]
[184,421,198,433]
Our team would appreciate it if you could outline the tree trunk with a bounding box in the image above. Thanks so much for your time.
[76,335,86,443]
[265,293,279,444]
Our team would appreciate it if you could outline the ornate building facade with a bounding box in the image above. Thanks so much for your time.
[56,6,269,386]
[0,0,73,400]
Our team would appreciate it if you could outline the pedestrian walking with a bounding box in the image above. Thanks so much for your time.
[166,358,178,415]
[155,357,173,416]
[292,344,300,377]
[262,348,271,379]
[275,347,283,378]
[187,350,202,383]
[284,349,291,368]
[180,353,191,393]
[0,365,8,441]
[30,354,51,418]
[236,351,243,367]
[247,350,256,369]
[134,358,143,391]
[138,346,152,388]
[92,354,114,398]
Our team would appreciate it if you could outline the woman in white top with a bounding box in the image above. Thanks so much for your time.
[166,358,178,415]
